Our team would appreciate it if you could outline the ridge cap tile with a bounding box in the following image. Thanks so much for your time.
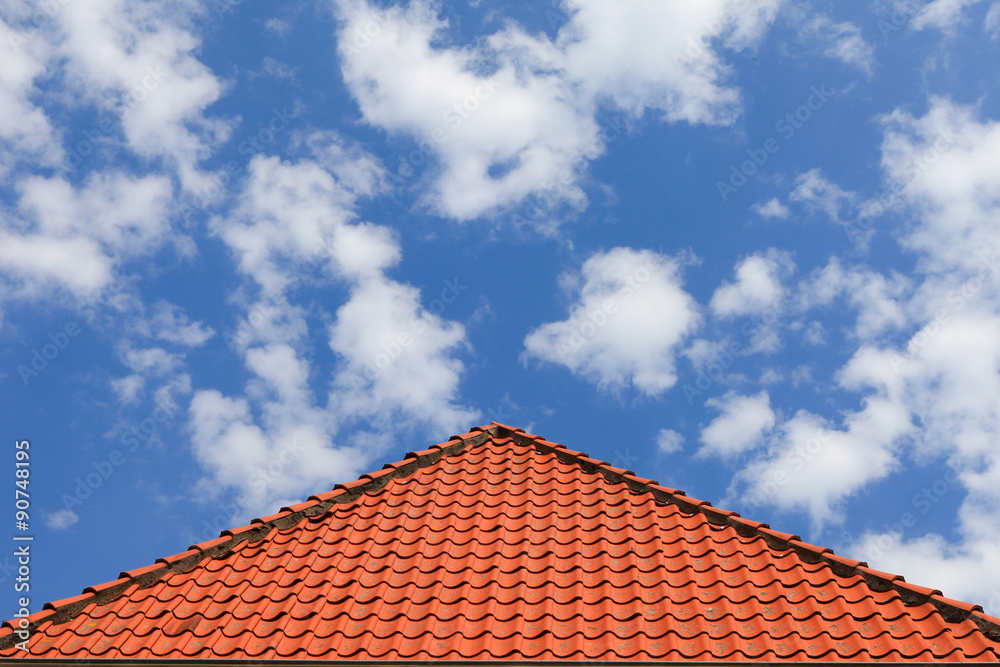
[280,499,316,513]
[3,421,999,662]
[82,577,130,595]
[120,563,165,579]
[251,510,293,524]
[188,536,230,551]
[895,580,943,599]
[933,593,984,614]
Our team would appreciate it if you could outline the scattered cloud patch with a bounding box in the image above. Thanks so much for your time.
[523,248,700,395]
[753,197,790,219]
[711,250,794,318]
[335,0,784,222]
[656,428,685,454]
[698,391,775,459]
[45,509,79,530]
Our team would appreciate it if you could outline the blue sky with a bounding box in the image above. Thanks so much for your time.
[3,0,1000,618]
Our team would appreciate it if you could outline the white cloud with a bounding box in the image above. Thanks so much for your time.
[752,197,789,219]
[193,151,478,518]
[878,98,999,274]
[213,149,389,296]
[45,509,79,530]
[789,168,855,224]
[0,15,63,176]
[911,0,985,30]
[147,301,215,347]
[796,258,911,339]
[791,11,874,74]
[112,374,146,404]
[523,248,700,395]
[698,391,775,458]
[656,428,685,454]
[335,0,783,222]
[801,320,826,345]
[121,346,181,376]
[0,172,173,299]
[556,0,782,123]
[734,98,1000,602]
[733,401,908,531]
[710,250,794,318]
[188,385,357,518]
[987,2,1000,37]
[51,0,228,191]
[328,277,478,434]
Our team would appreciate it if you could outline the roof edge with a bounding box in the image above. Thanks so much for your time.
[488,422,1000,644]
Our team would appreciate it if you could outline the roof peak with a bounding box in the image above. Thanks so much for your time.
[3,422,1000,654]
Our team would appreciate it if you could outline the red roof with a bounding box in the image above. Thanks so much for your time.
[2,423,999,662]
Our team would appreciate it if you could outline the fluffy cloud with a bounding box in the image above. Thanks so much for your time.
[731,100,1000,607]
[213,150,390,295]
[698,391,775,458]
[189,382,357,517]
[790,11,874,74]
[328,277,477,434]
[0,0,229,319]
[45,509,80,530]
[987,2,1000,37]
[193,149,477,517]
[711,250,794,318]
[0,14,62,175]
[523,248,700,395]
[730,401,908,531]
[789,168,855,225]
[556,0,782,123]
[911,0,985,30]
[0,172,173,299]
[52,0,227,191]
[656,429,685,454]
[752,197,789,219]
[335,0,783,221]
[879,97,999,274]
[795,258,911,339]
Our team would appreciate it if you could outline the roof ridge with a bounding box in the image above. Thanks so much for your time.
[3,422,999,651]
[488,422,1000,644]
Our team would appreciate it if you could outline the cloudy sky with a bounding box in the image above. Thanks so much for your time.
[3,0,1000,617]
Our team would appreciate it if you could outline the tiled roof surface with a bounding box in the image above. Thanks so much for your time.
[2,423,999,662]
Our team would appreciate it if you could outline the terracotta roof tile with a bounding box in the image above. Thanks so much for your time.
[1,423,998,661]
